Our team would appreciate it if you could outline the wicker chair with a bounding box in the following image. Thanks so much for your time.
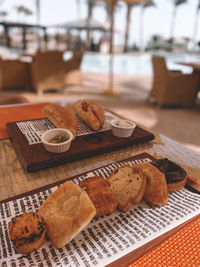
[149,56,200,107]
[30,50,83,94]
[0,57,30,91]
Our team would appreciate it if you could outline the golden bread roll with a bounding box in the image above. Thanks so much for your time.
[133,162,168,206]
[38,181,96,248]
[79,176,117,217]
[108,165,147,212]
[74,99,105,131]
[8,212,46,254]
[43,103,78,138]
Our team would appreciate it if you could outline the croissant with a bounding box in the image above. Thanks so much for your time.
[43,103,78,138]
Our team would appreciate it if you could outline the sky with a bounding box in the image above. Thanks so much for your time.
[0,0,199,48]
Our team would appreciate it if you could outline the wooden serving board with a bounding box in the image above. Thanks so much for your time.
[0,152,199,267]
[6,119,154,172]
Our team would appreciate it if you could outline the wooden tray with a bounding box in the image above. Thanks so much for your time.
[0,152,199,267]
[6,120,154,172]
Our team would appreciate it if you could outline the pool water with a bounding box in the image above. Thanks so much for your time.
[65,51,200,75]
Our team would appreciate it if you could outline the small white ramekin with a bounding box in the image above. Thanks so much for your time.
[110,119,136,138]
[41,128,73,153]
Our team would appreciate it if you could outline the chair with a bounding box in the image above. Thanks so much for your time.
[149,56,200,107]
[0,57,30,91]
[0,95,29,105]
[30,50,83,94]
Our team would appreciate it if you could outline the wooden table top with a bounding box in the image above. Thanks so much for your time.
[176,61,200,70]
[1,124,199,201]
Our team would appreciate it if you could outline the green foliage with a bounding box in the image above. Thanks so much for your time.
[142,0,156,8]
[173,0,187,6]
[15,5,33,16]
[0,11,7,17]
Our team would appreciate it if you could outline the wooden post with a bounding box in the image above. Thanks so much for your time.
[22,26,27,50]
[4,25,11,48]
[43,27,48,50]
[102,0,119,96]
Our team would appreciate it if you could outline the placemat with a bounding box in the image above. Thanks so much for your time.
[1,153,200,267]
[131,215,200,267]
[0,103,47,139]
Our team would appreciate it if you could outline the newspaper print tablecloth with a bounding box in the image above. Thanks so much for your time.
[16,111,118,145]
[1,157,200,267]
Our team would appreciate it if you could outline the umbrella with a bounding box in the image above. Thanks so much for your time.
[102,0,148,96]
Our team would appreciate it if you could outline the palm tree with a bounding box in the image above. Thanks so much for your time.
[23,7,33,21]
[139,0,155,51]
[192,0,200,50]
[124,2,140,52]
[15,5,33,22]
[35,0,40,25]
[102,1,121,53]
[86,0,97,48]
[15,5,25,22]
[85,0,107,49]
[76,0,81,19]
[169,0,187,42]
[0,11,8,21]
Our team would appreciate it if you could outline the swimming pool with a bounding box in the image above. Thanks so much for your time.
[65,51,200,75]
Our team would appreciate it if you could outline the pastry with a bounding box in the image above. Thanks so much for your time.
[8,212,46,254]
[151,158,187,192]
[79,176,117,217]
[133,162,168,206]
[38,181,96,248]
[74,99,105,131]
[108,165,147,212]
[42,103,78,138]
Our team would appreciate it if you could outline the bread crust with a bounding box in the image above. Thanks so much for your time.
[38,181,96,248]
[79,176,117,217]
[150,158,187,192]
[133,162,168,206]
[108,165,147,212]
[167,177,187,192]
[9,212,46,254]
[43,103,78,137]
[75,99,105,130]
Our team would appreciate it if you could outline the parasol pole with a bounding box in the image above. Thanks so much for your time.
[102,0,147,96]
[102,0,119,96]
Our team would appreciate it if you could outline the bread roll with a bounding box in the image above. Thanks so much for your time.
[75,99,105,131]
[133,162,168,206]
[43,103,78,138]
[38,181,96,248]
[9,212,46,254]
[79,176,117,217]
[108,165,147,212]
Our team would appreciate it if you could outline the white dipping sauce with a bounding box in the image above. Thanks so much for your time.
[115,120,132,128]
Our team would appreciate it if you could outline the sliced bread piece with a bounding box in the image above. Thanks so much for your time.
[38,181,96,248]
[108,165,147,212]
[132,162,168,206]
[79,176,117,217]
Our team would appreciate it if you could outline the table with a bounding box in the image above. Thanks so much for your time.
[0,103,200,266]
[176,61,200,73]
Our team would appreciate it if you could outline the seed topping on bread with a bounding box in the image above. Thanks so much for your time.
[9,212,46,254]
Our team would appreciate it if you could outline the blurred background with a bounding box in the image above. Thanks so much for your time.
[0,0,200,66]
[0,0,200,153]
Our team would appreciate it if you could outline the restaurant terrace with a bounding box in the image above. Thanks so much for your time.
[0,0,199,266]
